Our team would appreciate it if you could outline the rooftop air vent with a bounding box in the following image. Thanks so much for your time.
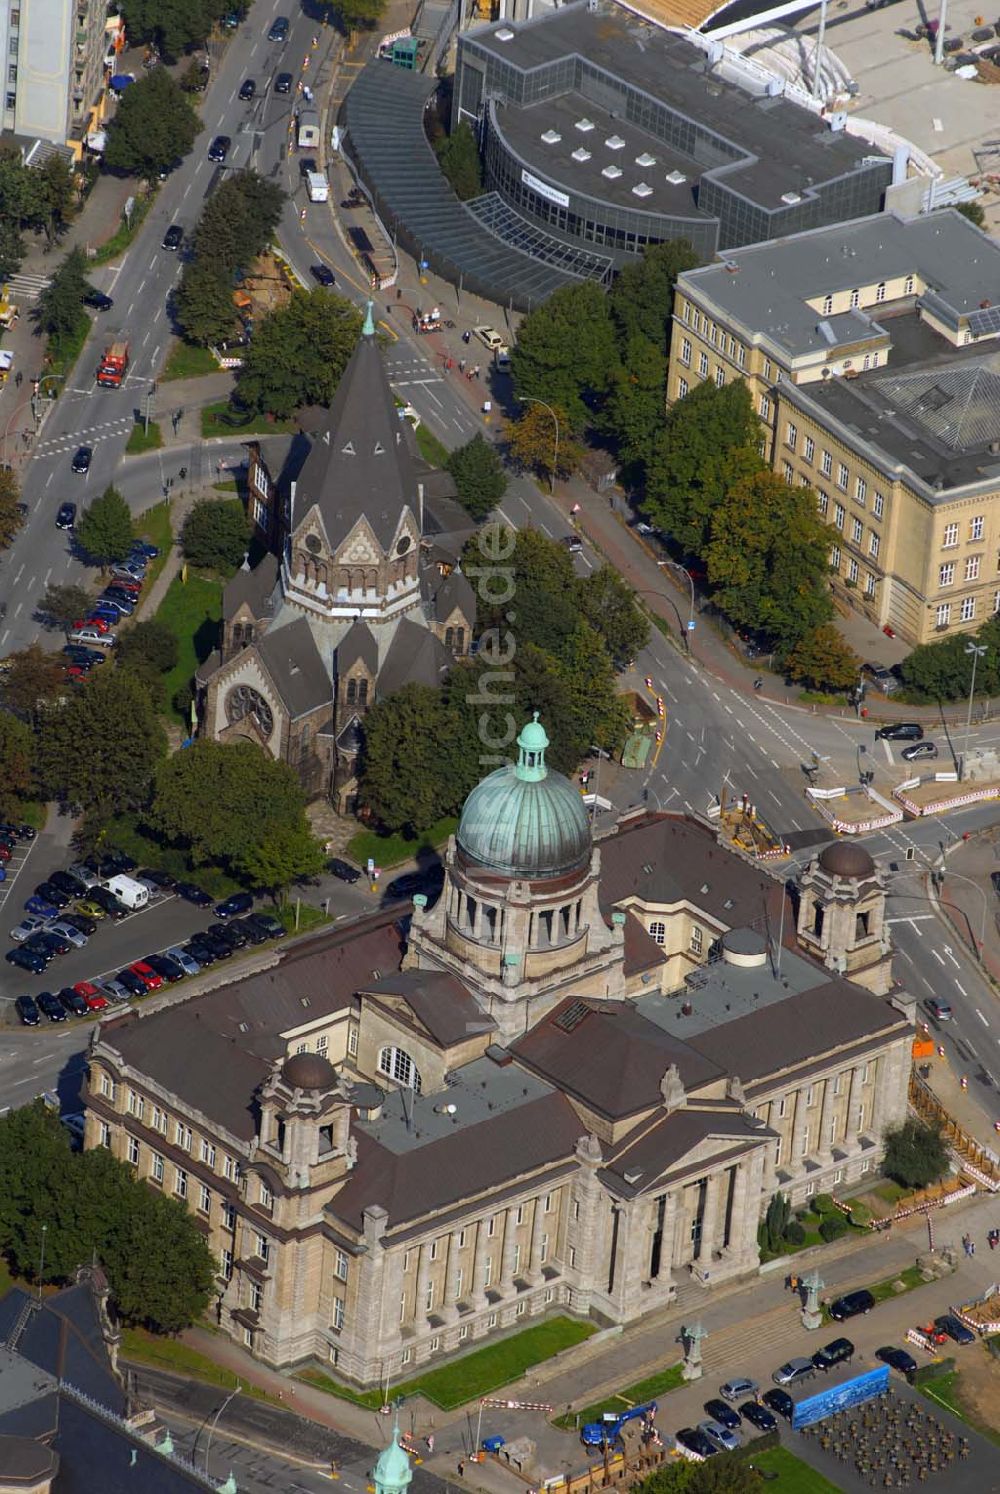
[635,152,656,167]
[602,164,622,179]
[541,129,561,145]
[496,26,515,40]
[571,147,591,162]
[665,169,687,185]
[605,134,626,150]
[632,182,653,198]
[575,117,595,132]
[781,191,803,206]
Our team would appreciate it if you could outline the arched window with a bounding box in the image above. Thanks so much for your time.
[454,628,465,653]
[346,679,357,705]
[378,1045,421,1093]
[357,678,368,705]
[445,627,455,649]
[649,920,666,945]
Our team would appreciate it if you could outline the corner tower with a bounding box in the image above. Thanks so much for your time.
[797,842,892,994]
[405,716,625,1041]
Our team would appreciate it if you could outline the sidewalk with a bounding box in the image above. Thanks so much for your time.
[933,827,1000,993]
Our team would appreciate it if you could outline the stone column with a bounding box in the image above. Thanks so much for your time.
[470,1221,490,1311]
[525,1197,546,1285]
[439,1230,464,1323]
[655,1191,678,1287]
[495,1206,520,1299]
[790,1087,808,1167]
[722,1164,748,1257]
[817,1076,837,1160]
[698,1173,723,1269]
[868,1054,886,1137]
[846,1064,863,1146]
[379,1246,406,1348]
[414,1241,432,1323]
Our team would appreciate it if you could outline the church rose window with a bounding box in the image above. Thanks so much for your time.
[226,685,274,737]
[305,534,322,554]
[396,537,411,555]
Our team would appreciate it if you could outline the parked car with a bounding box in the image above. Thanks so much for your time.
[36,991,67,1023]
[71,445,92,474]
[473,325,505,351]
[68,628,115,649]
[738,1401,777,1433]
[11,914,51,943]
[109,562,146,583]
[144,952,186,983]
[0,823,35,842]
[862,663,898,696]
[165,945,201,976]
[87,887,128,920]
[100,977,131,1003]
[49,870,90,899]
[97,850,137,876]
[128,960,163,991]
[74,899,107,921]
[98,595,134,617]
[116,968,147,998]
[772,1357,816,1386]
[29,931,71,958]
[232,915,268,945]
[24,895,60,919]
[934,1314,975,1345]
[208,920,247,950]
[874,722,923,742]
[34,881,71,909]
[162,224,184,251]
[199,929,234,961]
[6,947,48,973]
[561,534,583,553]
[183,939,214,968]
[247,911,285,940]
[876,1346,918,1377]
[73,981,108,1010]
[46,920,88,949]
[214,891,253,919]
[58,986,90,1017]
[703,1400,741,1430]
[674,1428,718,1459]
[761,1389,794,1422]
[136,868,174,891]
[328,857,361,883]
[812,1337,855,1372]
[130,541,160,560]
[926,997,953,1021]
[698,1420,740,1454]
[60,913,96,937]
[238,77,256,99]
[55,502,77,530]
[63,646,106,666]
[901,741,938,762]
[829,1289,876,1321]
[14,994,40,1026]
[175,881,212,907]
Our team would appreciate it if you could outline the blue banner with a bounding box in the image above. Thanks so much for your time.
[792,1365,890,1430]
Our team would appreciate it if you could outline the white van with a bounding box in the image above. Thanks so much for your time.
[106,874,149,911]
[68,627,116,648]
[306,170,329,203]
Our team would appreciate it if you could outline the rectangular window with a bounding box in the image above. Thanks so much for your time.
[851,518,863,544]
[805,1086,815,1108]
[849,288,860,309]
[855,1105,866,1131]
[200,1140,216,1167]
[833,1073,842,1096]
[199,1184,212,1215]
[820,450,832,477]
[100,1073,116,1100]
[942,522,959,547]
[486,1216,496,1238]
[221,1248,233,1281]
[223,1154,237,1181]
[175,1122,192,1151]
[259,1181,273,1209]
[831,545,841,570]
[698,352,708,379]
[127,1091,144,1120]
[572,1199,580,1221]
[834,503,845,530]
[847,558,859,583]
[936,603,951,628]
[782,460,794,484]
[151,1151,164,1182]
[971,516,985,541]
[255,1232,270,1266]
[774,1137,782,1166]
[803,435,814,463]
[569,1246,577,1268]
[425,1283,434,1313]
[737,344,746,368]
[855,476,867,505]
[786,422,798,452]
[875,281,886,303]
[800,1127,810,1157]
[677,376,689,400]
[961,595,977,622]
[758,393,771,420]
[540,1234,549,1263]
[243,1328,254,1350]
[776,1097,786,1120]
[399,1294,407,1324]
[764,359,772,380]
[515,1301,526,1316]
[455,1266,464,1297]
[483,1256,493,1287]
[965,556,980,582]
[689,925,704,955]
[127,1136,140,1166]
[335,1249,349,1281]
[939,563,955,587]
[151,1105,167,1134]
[223,1202,237,1231]
[837,463,849,491]
[175,1167,188,1200]
[544,1193,553,1213]
[680,337,692,366]
[99,1123,111,1148]
[250,1281,263,1313]
[332,1295,345,1331]
[459,1323,470,1339]
[429,1239,438,1261]
[515,1204,524,1226]
[865,573,876,598]
[714,367,725,388]
[817,490,828,516]
[873,491,884,520]
[995,590,1000,615]
[347,1024,359,1057]
[869,532,880,559]
[822,294,833,315]
[401,1347,411,1364]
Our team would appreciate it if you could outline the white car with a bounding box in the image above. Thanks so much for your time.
[11,914,52,943]
[47,920,88,949]
[165,945,201,977]
[68,627,116,648]
[474,325,505,351]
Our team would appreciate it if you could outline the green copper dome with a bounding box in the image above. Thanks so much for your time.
[456,715,592,880]
[374,1423,412,1494]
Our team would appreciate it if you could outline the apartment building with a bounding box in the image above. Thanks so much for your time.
[669,210,1000,645]
[1,0,109,146]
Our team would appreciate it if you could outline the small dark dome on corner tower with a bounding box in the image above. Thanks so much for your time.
[281,1052,337,1090]
[818,842,875,880]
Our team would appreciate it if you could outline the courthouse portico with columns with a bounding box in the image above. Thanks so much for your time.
[83,720,914,1383]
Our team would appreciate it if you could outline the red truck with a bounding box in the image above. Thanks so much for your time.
[96,339,129,387]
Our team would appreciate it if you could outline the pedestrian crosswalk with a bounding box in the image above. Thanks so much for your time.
[5,271,51,303]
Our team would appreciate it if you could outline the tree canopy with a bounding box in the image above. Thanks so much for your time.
[76,486,134,571]
[38,668,167,822]
[899,613,1000,702]
[446,434,507,520]
[175,171,286,348]
[0,645,68,727]
[882,1118,949,1190]
[575,564,650,671]
[0,468,25,551]
[181,497,250,573]
[33,245,89,344]
[174,260,238,348]
[434,122,483,201]
[39,583,93,629]
[0,144,77,277]
[508,404,582,488]
[0,712,33,819]
[104,67,201,178]
[785,624,860,693]
[115,620,180,677]
[510,282,618,434]
[120,0,229,58]
[234,290,361,418]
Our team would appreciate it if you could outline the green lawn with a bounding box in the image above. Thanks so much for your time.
[749,1446,842,1491]
[346,817,458,871]
[552,1364,684,1429]
[277,900,331,935]
[121,1327,277,1404]
[870,1264,925,1304]
[919,1369,1000,1447]
[133,499,174,596]
[45,313,91,384]
[154,571,223,727]
[414,421,450,468]
[301,1317,596,1413]
[201,400,296,439]
[161,340,220,381]
[125,419,163,455]
[92,190,155,265]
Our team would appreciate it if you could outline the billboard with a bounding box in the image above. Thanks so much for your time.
[792,1365,890,1430]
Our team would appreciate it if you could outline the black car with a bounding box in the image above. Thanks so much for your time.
[175,881,212,907]
[214,892,253,919]
[274,71,293,92]
[0,822,34,841]
[116,968,147,998]
[385,866,445,902]
[232,915,268,946]
[310,264,336,287]
[738,1401,777,1433]
[88,887,128,921]
[55,502,77,530]
[702,1399,740,1431]
[98,851,137,876]
[60,913,96,937]
[36,991,67,1023]
[103,586,138,606]
[199,929,234,961]
[137,868,174,891]
[71,446,92,474]
[208,920,247,950]
[49,870,89,899]
[6,948,48,973]
[238,77,256,100]
[876,1346,918,1377]
[247,911,285,940]
[329,857,361,883]
[30,931,71,958]
[208,135,231,163]
[300,157,317,176]
[58,986,89,1017]
[83,290,114,311]
[829,1289,875,1321]
[874,722,923,742]
[162,224,184,252]
[183,938,215,967]
[15,994,40,1026]
[144,952,186,984]
[761,1389,794,1422]
[675,1428,718,1459]
[934,1314,975,1346]
[267,15,289,39]
[812,1337,855,1373]
[63,645,105,666]
[34,881,70,909]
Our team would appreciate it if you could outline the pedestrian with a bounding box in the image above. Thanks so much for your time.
[462,329,471,345]
[14,370,22,388]
[753,677,763,690]
[458,1460,465,1477]
[446,357,453,371]
[473,365,481,380]
[482,399,492,416]
[459,359,466,374]
[426,1434,435,1454]
[397,286,403,300]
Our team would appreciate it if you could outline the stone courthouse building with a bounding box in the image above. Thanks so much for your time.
[84,720,913,1385]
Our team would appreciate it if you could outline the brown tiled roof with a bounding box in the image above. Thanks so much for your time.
[330,1090,581,1230]
[621,910,667,978]
[602,1105,772,1196]
[513,998,724,1119]
[360,971,495,1048]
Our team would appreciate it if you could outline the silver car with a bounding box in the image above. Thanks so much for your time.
[47,920,88,949]
[719,1377,758,1403]
[10,914,52,943]
[100,977,131,1003]
[773,1356,816,1386]
[165,945,201,977]
[699,1419,741,1453]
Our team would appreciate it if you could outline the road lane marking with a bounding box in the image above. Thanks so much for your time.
[976,1008,988,1025]
[932,949,945,965]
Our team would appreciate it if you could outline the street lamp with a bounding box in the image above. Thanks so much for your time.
[203,1382,241,1476]
[931,861,988,963]
[962,641,987,779]
[658,559,695,646]
[519,396,559,489]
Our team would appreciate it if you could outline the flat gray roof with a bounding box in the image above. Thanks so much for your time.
[679,209,1000,358]
[355,1055,555,1156]
[637,944,821,1040]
